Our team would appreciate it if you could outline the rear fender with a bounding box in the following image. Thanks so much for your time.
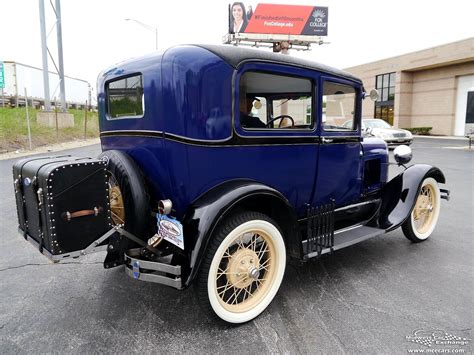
[378,164,446,231]
[182,180,299,288]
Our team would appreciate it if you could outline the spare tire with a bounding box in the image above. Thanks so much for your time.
[99,150,151,242]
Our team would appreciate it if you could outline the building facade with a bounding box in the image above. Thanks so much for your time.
[345,38,474,136]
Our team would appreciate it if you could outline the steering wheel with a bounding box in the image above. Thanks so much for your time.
[266,115,295,128]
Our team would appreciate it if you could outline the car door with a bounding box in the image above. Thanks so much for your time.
[313,78,363,207]
[233,63,320,217]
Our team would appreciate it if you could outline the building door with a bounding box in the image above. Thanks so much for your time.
[454,75,474,136]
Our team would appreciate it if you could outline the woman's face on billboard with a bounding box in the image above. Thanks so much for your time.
[232,4,243,21]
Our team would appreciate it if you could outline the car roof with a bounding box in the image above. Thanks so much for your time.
[195,44,362,84]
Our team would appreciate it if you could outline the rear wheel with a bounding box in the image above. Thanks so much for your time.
[195,212,286,324]
[99,150,150,266]
[402,177,441,242]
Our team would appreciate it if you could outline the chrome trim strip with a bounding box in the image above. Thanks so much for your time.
[334,224,363,235]
[302,224,362,244]
[334,199,379,213]
[305,228,385,259]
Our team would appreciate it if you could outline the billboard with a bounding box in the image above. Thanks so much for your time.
[228,3,328,37]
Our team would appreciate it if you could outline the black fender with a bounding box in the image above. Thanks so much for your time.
[378,164,446,231]
[182,180,299,288]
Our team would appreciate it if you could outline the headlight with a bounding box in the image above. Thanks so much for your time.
[405,131,413,138]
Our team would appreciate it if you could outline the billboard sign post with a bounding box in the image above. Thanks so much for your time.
[0,62,5,89]
[0,62,4,107]
[225,3,329,51]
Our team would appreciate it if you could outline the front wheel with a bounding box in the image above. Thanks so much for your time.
[195,212,286,324]
[402,177,441,242]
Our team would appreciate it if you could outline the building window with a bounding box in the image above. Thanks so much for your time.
[374,72,395,125]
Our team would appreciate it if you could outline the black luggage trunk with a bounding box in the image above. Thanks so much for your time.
[13,155,111,258]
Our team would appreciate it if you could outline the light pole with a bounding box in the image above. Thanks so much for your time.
[125,18,158,50]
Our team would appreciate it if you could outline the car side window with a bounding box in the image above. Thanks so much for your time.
[239,71,314,130]
[106,74,144,119]
[322,82,356,131]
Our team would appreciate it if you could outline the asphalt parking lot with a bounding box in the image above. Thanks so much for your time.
[0,137,472,354]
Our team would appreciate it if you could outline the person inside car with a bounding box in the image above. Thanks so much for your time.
[240,96,266,128]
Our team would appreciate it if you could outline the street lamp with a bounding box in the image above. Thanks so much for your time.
[125,18,158,50]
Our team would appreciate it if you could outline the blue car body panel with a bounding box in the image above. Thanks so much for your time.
[97,45,385,220]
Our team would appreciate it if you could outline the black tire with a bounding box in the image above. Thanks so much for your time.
[195,211,286,324]
[99,150,150,240]
[401,177,441,243]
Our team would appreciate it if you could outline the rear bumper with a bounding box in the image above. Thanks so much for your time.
[124,248,182,289]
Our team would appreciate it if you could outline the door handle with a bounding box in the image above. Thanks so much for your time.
[322,137,333,143]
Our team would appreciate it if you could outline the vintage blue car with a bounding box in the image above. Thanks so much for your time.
[93,45,451,323]
[14,44,449,325]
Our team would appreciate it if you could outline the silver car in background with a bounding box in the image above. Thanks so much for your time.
[344,118,413,147]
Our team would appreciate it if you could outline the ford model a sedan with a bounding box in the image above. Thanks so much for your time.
[14,45,449,324]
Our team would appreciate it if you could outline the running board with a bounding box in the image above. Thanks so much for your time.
[302,225,385,260]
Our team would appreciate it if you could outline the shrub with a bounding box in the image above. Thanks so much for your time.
[403,127,432,135]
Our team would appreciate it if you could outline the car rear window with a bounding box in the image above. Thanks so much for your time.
[106,74,144,119]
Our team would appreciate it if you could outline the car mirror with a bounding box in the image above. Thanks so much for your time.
[368,89,379,101]
[393,145,413,166]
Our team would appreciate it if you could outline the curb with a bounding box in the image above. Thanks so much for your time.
[0,138,100,161]
[413,135,469,140]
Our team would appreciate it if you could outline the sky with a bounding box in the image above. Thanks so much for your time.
[1,0,473,101]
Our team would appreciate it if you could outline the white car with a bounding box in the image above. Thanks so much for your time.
[344,118,413,147]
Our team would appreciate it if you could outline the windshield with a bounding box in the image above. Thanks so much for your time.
[364,119,391,129]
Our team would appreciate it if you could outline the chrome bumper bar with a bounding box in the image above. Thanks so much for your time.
[124,248,182,289]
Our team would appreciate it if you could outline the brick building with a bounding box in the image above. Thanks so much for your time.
[345,38,474,136]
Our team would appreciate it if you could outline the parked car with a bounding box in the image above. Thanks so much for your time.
[343,118,413,146]
[13,45,449,324]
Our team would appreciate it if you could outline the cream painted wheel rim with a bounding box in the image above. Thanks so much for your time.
[108,175,125,225]
[410,178,441,240]
[207,219,286,323]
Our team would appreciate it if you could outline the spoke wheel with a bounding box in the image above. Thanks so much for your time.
[402,177,441,242]
[412,184,435,235]
[196,212,286,324]
[108,175,125,226]
[215,230,277,313]
[98,150,150,258]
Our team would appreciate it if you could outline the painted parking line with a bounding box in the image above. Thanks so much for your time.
[441,146,473,150]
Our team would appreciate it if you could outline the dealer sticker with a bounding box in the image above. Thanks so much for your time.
[156,214,184,249]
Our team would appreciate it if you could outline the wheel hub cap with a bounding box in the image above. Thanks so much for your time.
[248,266,260,281]
[227,248,260,289]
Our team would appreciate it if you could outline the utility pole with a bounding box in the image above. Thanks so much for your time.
[39,0,51,111]
[55,0,67,112]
